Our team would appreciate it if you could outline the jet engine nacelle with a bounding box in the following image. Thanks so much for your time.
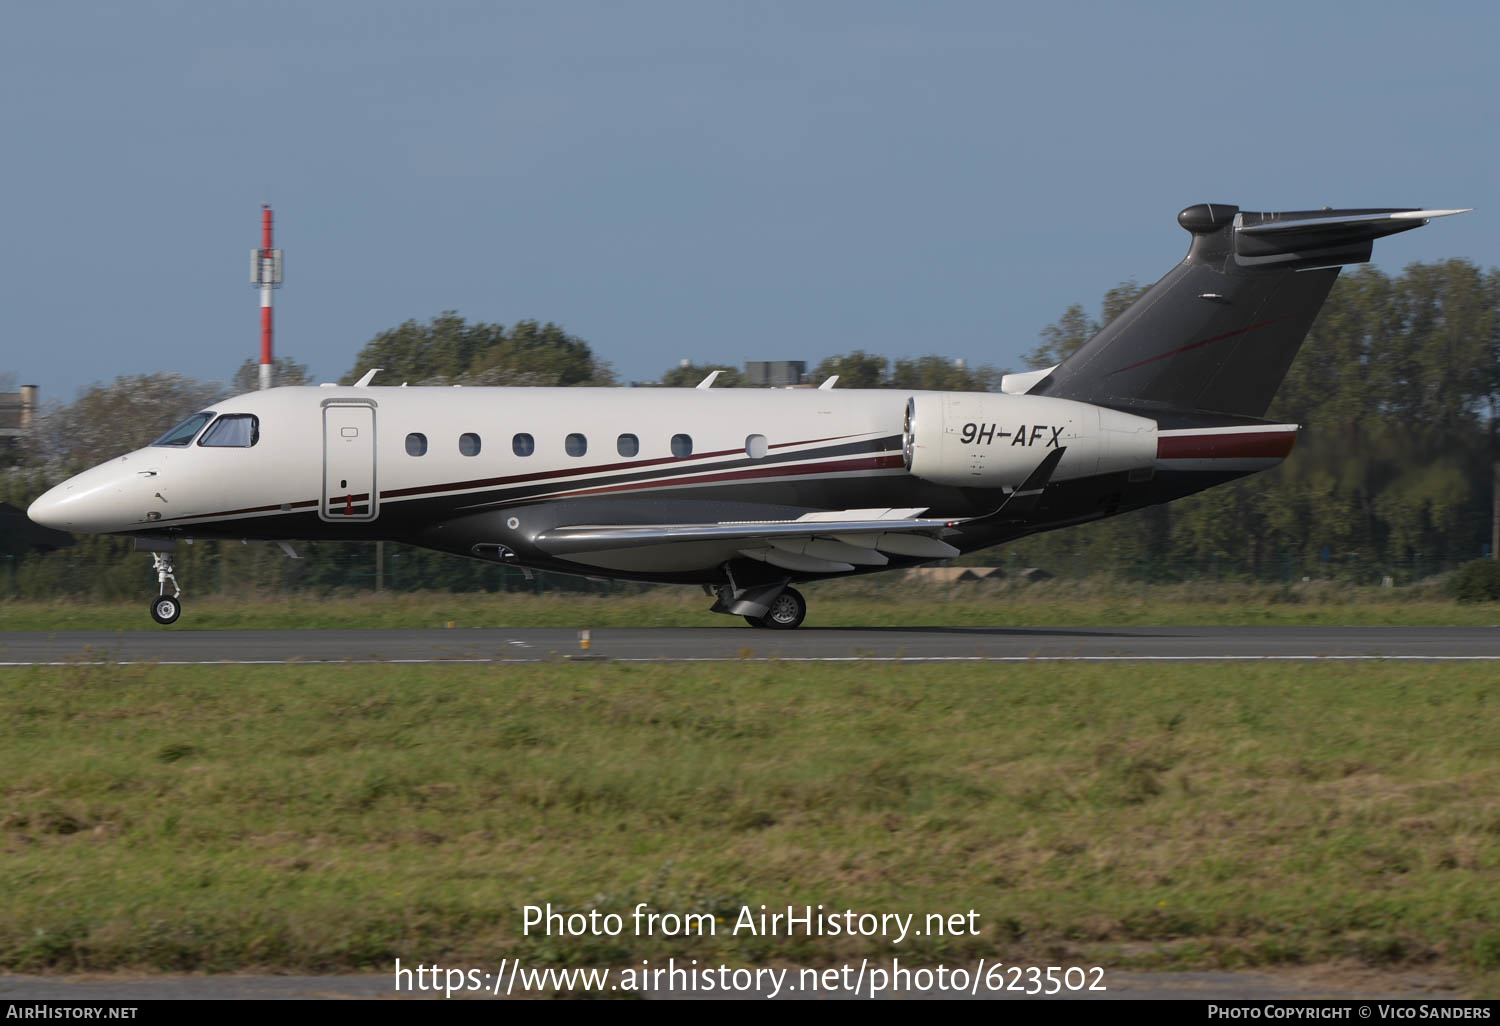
[902,392,1157,488]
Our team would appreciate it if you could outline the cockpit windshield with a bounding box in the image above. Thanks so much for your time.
[198,414,259,447]
[151,412,214,447]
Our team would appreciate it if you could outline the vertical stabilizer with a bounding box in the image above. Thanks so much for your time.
[1029,205,1468,419]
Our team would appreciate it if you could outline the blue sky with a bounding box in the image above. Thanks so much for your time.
[3,0,1494,400]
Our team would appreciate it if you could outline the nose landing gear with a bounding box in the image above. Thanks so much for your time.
[149,551,181,625]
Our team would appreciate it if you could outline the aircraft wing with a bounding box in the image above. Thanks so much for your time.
[531,449,1068,574]
[534,508,964,572]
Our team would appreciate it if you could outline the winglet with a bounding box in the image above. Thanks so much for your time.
[818,375,839,390]
[354,368,381,387]
[696,370,722,389]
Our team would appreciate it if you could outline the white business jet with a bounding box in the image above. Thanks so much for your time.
[28,203,1466,628]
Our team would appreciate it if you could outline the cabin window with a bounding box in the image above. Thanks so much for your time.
[513,433,534,457]
[151,412,213,447]
[565,433,588,457]
[671,433,693,458]
[198,414,259,448]
[745,434,767,459]
[617,433,639,458]
[405,432,427,457]
[459,432,481,457]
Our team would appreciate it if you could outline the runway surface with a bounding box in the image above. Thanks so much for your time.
[1,625,1498,664]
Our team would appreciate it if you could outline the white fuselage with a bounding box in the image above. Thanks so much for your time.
[27,384,1291,586]
[29,385,910,535]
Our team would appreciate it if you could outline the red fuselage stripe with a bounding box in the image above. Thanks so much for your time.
[158,436,877,523]
[549,454,908,499]
[1156,431,1296,460]
[376,434,862,500]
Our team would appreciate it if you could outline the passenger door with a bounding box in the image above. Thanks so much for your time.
[321,401,379,522]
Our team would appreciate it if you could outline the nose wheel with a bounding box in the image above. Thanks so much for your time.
[151,594,182,625]
[149,551,182,625]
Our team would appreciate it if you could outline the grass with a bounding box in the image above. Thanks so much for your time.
[2,577,1498,630]
[3,660,1500,994]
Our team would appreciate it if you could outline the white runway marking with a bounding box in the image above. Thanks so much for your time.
[2,654,1498,667]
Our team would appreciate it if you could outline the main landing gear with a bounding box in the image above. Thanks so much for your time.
[708,567,808,629]
[149,551,181,625]
[745,587,806,630]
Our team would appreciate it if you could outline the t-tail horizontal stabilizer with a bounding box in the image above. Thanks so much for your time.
[1233,208,1471,269]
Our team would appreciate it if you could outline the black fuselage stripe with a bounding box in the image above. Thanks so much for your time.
[398,435,902,509]
[158,435,903,525]
[378,433,863,500]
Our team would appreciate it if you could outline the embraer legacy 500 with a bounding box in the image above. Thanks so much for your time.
[28,204,1468,627]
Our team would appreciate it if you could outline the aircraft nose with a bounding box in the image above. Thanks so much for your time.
[26,488,65,529]
[26,459,153,532]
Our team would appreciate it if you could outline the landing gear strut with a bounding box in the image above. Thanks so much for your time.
[149,551,181,625]
[708,566,809,629]
[746,587,806,630]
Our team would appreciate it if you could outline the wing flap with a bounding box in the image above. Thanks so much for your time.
[531,451,1069,562]
[740,547,855,573]
[770,537,890,566]
[533,512,963,556]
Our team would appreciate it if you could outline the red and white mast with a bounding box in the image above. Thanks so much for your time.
[250,205,283,390]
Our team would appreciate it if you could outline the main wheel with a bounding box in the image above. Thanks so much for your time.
[759,587,806,630]
[150,594,181,625]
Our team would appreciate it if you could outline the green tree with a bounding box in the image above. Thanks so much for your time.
[344,313,612,387]
[1099,280,1148,328]
[231,355,312,393]
[1383,260,1497,437]
[467,319,614,386]
[26,374,225,470]
[1025,280,1145,370]
[1012,262,1500,580]
[1265,261,1499,571]
[654,362,745,388]
[1023,303,1093,370]
[889,355,1004,392]
[811,351,889,389]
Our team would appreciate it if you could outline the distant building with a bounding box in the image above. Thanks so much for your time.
[0,385,37,458]
[744,361,806,387]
